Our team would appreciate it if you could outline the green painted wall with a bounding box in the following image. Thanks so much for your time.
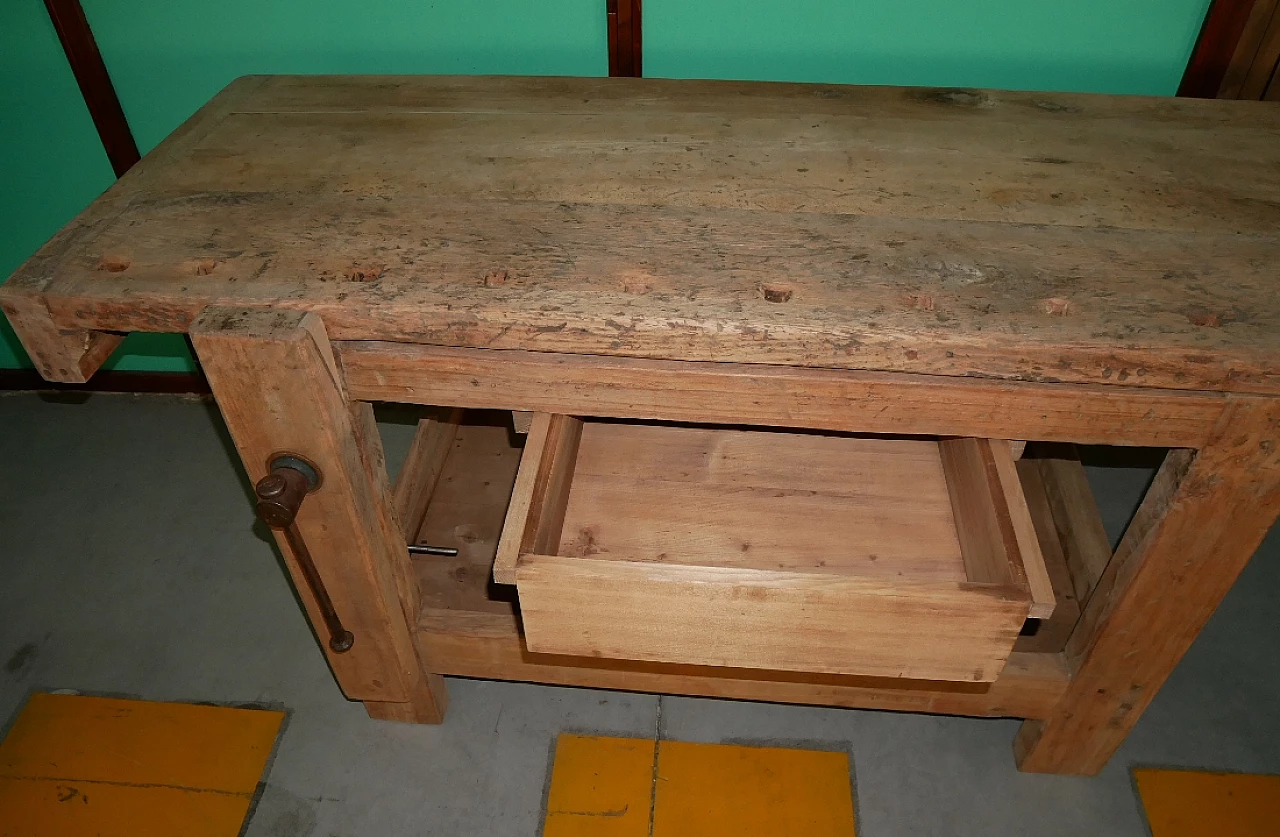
[1,0,1209,372]
[85,0,608,156]
[647,0,1210,95]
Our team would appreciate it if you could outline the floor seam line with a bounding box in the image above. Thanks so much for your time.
[648,695,663,837]
[0,773,256,797]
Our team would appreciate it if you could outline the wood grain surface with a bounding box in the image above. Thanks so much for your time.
[1012,460,1083,654]
[515,554,1029,681]
[337,342,1226,447]
[3,75,1279,392]
[190,306,446,718]
[391,409,461,539]
[492,412,582,585]
[1017,397,1280,774]
[1033,446,1115,605]
[501,418,1042,680]
[559,425,967,580]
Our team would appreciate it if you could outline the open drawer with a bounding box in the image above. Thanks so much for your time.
[493,416,1054,682]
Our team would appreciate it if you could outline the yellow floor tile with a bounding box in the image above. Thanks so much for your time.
[543,734,656,837]
[0,693,285,837]
[1135,768,1280,837]
[652,741,856,837]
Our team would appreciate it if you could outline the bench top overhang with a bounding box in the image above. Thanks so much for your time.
[3,74,1279,394]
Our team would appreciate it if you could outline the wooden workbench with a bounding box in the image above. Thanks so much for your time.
[3,76,1278,776]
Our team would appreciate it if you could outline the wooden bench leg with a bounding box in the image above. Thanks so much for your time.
[191,306,446,723]
[1015,397,1280,774]
[0,292,122,383]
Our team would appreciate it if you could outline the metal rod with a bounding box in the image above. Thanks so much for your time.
[407,544,460,556]
[254,462,353,655]
[283,521,355,653]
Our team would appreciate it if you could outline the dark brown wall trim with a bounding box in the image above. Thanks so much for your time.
[0,370,210,395]
[607,0,642,77]
[1179,0,1259,97]
[44,0,140,176]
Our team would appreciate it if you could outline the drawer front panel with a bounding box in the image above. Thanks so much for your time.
[516,556,1030,681]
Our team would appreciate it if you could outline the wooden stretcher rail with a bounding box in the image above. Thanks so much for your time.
[336,342,1226,448]
[417,632,1071,720]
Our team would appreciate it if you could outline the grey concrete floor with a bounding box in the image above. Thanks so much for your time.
[0,392,1276,836]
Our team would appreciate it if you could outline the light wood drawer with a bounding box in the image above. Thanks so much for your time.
[494,416,1054,682]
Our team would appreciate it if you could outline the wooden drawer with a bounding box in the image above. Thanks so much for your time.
[494,416,1054,682]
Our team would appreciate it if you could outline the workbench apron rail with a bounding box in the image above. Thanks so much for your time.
[334,341,1228,449]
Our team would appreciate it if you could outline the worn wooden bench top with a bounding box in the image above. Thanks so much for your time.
[3,75,1279,393]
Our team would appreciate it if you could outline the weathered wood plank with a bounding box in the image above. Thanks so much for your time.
[938,436,1052,618]
[515,554,1029,681]
[0,76,265,303]
[1013,460,1082,654]
[1016,397,1280,774]
[1035,446,1114,606]
[190,306,446,720]
[418,631,1070,720]
[220,76,1280,238]
[940,438,1023,588]
[559,425,966,581]
[4,76,1278,394]
[990,440,1056,618]
[391,409,462,539]
[0,291,121,382]
[0,75,265,381]
[32,192,1280,395]
[336,344,1225,447]
[492,413,582,585]
[142,107,1279,236]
